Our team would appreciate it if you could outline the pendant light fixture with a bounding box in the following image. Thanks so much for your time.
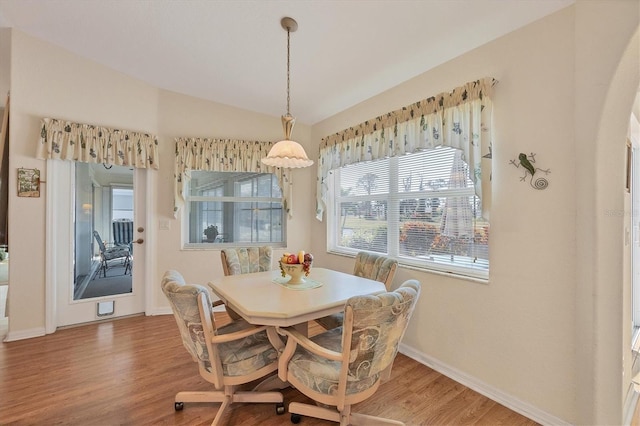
[262,17,313,168]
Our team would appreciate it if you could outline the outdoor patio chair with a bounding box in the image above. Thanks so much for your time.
[93,230,130,279]
[112,219,134,249]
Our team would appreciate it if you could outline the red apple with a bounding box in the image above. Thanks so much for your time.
[287,254,298,264]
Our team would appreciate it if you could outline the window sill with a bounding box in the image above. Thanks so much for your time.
[326,249,489,285]
[399,262,489,285]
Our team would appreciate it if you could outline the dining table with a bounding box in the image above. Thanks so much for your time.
[207,267,386,328]
[207,266,387,391]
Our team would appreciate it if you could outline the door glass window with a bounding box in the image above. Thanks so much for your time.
[74,163,133,300]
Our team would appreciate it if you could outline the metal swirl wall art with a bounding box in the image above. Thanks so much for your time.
[509,152,550,190]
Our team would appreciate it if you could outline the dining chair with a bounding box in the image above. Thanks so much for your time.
[220,246,273,275]
[161,270,285,425]
[277,279,421,425]
[92,230,130,278]
[315,251,398,330]
[216,247,273,319]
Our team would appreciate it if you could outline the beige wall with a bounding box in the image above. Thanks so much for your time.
[0,28,10,104]
[153,89,313,309]
[5,29,314,329]
[310,2,638,424]
[2,1,639,425]
[574,1,638,424]
[8,30,159,333]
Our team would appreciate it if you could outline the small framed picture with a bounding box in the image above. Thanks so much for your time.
[17,168,40,197]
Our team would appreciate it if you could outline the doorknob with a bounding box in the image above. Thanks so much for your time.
[137,227,145,233]
[133,238,144,244]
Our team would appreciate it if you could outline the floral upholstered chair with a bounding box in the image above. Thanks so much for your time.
[277,279,421,425]
[316,251,398,330]
[161,270,284,425]
[220,247,273,275]
[217,247,273,319]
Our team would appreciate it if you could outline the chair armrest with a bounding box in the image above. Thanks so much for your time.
[277,326,343,382]
[210,323,269,344]
[266,326,285,352]
[277,326,342,361]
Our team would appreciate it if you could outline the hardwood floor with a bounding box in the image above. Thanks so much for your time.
[0,314,538,425]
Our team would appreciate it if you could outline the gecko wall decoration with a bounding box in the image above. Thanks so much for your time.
[509,152,550,190]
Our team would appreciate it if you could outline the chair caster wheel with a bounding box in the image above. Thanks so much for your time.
[276,403,285,415]
[291,413,301,424]
[174,402,184,411]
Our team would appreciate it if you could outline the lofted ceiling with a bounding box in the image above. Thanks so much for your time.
[0,0,574,125]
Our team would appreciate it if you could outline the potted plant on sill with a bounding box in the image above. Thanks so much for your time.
[204,225,219,243]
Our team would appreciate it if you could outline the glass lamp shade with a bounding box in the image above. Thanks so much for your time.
[261,139,314,168]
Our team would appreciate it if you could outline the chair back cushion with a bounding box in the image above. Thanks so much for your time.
[352,252,398,290]
[112,219,134,246]
[347,280,420,380]
[221,247,272,275]
[161,270,213,369]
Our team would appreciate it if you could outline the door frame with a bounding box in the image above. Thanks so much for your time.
[632,135,640,331]
[45,160,154,333]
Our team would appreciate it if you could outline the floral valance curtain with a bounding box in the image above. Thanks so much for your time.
[36,118,159,169]
[174,137,291,218]
[316,77,496,221]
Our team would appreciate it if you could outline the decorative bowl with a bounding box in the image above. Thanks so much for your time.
[279,261,311,284]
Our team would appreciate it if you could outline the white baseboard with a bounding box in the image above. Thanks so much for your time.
[147,307,172,316]
[399,343,570,426]
[3,326,46,342]
[4,305,228,341]
[148,305,225,316]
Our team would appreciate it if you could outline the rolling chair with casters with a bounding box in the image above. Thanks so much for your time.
[277,279,421,425]
[161,270,285,425]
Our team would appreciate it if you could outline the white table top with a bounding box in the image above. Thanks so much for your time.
[207,267,386,327]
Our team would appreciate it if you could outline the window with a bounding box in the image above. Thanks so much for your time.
[328,146,488,279]
[184,171,285,247]
[112,187,133,220]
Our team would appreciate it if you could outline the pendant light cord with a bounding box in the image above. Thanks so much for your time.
[286,28,291,116]
[261,17,313,169]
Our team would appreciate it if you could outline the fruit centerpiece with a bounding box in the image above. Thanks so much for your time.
[279,250,313,284]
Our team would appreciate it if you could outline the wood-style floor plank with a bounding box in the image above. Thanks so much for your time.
[0,314,539,425]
